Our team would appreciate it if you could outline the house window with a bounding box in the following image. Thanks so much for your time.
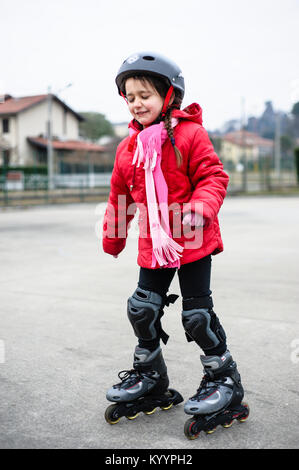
[3,150,10,167]
[3,118,9,133]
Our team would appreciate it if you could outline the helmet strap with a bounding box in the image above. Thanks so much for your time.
[161,85,174,117]
[120,90,128,103]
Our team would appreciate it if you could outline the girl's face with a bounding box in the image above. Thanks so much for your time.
[125,77,164,126]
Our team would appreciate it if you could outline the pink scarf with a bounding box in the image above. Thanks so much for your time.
[130,120,183,268]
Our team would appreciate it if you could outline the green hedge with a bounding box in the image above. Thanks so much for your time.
[0,166,48,176]
[295,148,299,184]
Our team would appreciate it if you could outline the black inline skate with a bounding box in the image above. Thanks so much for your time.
[184,351,249,439]
[105,346,183,424]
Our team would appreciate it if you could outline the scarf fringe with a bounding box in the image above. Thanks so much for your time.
[151,225,183,268]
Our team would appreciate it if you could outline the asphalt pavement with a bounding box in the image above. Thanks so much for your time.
[0,195,298,449]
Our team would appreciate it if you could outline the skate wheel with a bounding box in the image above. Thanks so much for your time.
[105,404,121,425]
[222,421,233,428]
[126,412,139,420]
[144,408,157,415]
[161,403,173,411]
[205,427,217,435]
[238,402,250,423]
[184,418,200,440]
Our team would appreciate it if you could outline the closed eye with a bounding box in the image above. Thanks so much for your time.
[127,95,151,103]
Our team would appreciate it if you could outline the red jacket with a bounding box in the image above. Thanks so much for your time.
[102,103,229,268]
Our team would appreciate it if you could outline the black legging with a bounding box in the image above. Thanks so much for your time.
[138,254,212,303]
[136,255,227,356]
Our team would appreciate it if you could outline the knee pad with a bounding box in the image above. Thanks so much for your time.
[182,302,226,351]
[127,288,164,343]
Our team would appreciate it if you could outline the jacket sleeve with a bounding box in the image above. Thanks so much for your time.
[102,147,137,256]
[183,126,229,224]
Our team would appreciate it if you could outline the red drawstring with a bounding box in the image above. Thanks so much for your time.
[128,132,140,191]
[130,163,136,191]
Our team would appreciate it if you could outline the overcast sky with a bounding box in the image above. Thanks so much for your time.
[1,0,299,130]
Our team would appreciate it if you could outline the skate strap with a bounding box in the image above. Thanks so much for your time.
[182,296,213,310]
[160,328,169,345]
[164,293,179,307]
[185,332,194,343]
[157,313,169,345]
[158,294,179,345]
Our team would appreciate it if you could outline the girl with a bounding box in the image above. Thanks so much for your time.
[102,52,249,436]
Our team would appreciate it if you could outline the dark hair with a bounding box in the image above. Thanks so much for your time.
[121,74,183,167]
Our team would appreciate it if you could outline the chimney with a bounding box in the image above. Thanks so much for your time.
[0,94,13,103]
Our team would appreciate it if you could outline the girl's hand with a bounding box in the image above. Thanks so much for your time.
[182,212,205,228]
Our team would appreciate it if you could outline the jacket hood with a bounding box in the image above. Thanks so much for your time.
[172,103,203,125]
[128,102,203,131]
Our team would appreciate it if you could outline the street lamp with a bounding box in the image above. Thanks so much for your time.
[240,97,248,193]
[47,83,72,190]
[47,86,54,190]
[274,113,281,186]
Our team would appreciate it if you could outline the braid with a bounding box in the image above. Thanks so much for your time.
[164,108,183,167]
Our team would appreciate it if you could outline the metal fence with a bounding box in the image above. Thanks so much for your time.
[0,170,298,207]
[226,169,297,194]
[0,173,112,206]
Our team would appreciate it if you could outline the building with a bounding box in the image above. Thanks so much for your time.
[112,121,129,139]
[0,93,107,173]
[220,130,274,168]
